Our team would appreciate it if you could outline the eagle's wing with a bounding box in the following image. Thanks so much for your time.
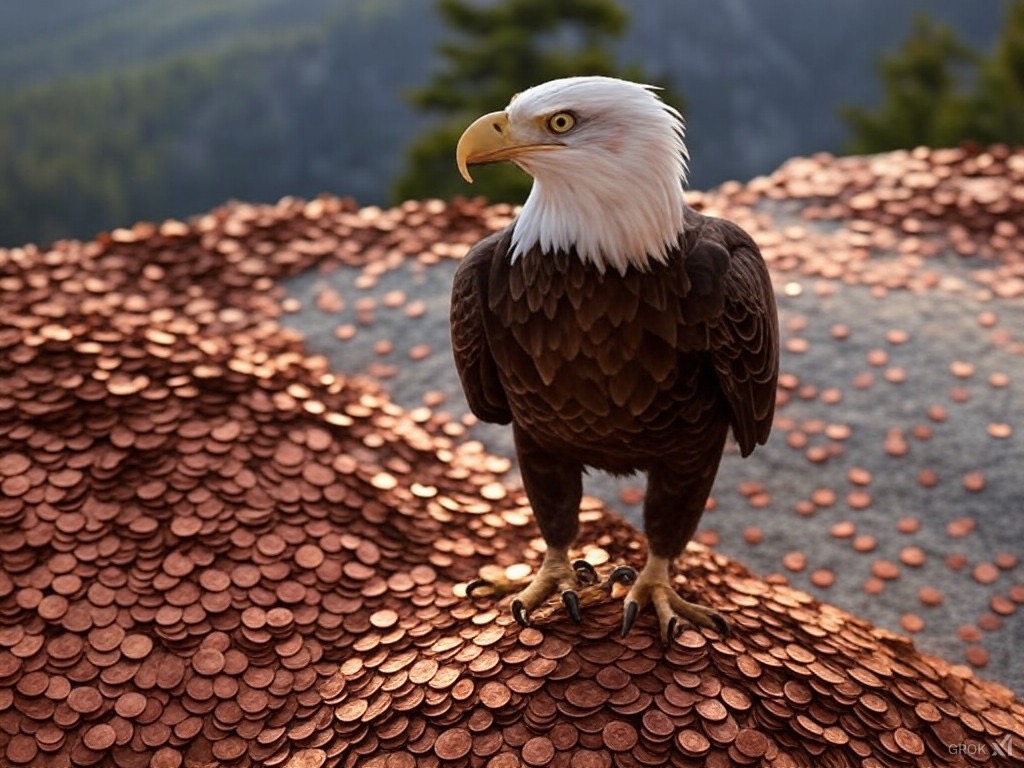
[683,220,779,457]
[450,231,513,425]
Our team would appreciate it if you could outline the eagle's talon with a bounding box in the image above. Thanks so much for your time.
[606,565,638,588]
[620,555,731,647]
[621,599,639,637]
[511,599,530,627]
[465,578,493,598]
[562,590,583,623]
[571,559,598,586]
[666,616,679,644]
[710,612,730,637]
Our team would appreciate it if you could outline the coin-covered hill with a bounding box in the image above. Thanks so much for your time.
[0,147,1022,767]
[275,143,1024,689]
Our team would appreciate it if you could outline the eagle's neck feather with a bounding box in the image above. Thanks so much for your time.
[509,124,688,275]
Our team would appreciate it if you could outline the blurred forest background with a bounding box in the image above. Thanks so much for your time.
[0,0,1019,247]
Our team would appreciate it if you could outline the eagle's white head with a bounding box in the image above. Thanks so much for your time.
[457,76,688,274]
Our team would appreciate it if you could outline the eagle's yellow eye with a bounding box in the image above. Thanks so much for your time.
[547,112,576,134]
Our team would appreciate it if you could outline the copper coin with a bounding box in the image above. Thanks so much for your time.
[434,728,472,761]
[479,681,512,709]
[67,686,103,715]
[521,736,555,766]
[782,552,807,572]
[192,648,225,675]
[83,723,117,751]
[602,720,638,752]
[695,698,728,722]
[5,734,38,765]
[115,692,148,718]
[973,562,1000,585]
[565,679,606,709]
[810,569,835,588]
[963,471,986,492]
[734,728,770,758]
[642,709,675,739]
[676,729,711,756]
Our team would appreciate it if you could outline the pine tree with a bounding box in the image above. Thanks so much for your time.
[968,0,1024,144]
[393,0,664,203]
[842,2,1024,153]
[840,14,977,154]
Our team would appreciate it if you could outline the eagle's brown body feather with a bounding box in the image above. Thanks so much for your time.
[451,206,778,559]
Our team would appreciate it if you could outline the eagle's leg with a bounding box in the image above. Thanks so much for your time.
[621,459,729,642]
[506,425,589,626]
[468,424,628,626]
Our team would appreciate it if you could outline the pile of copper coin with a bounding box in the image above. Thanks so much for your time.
[1,147,1023,767]
[689,143,1024,305]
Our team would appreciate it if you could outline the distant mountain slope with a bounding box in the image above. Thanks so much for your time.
[0,0,360,87]
[0,0,1004,246]
[623,0,1002,188]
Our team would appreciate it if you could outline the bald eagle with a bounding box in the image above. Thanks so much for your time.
[451,76,779,641]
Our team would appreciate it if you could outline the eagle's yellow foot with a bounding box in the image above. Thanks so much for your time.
[466,549,635,627]
[620,555,729,643]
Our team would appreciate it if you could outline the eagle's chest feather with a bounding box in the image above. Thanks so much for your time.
[484,247,723,456]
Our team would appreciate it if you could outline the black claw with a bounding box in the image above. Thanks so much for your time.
[511,599,530,628]
[608,565,638,587]
[465,578,492,597]
[669,617,681,643]
[572,559,598,586]
[710,613,730,637]
[620,600,639,637]
[562,590,583,623]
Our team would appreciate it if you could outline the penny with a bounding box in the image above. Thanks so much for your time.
[67,686,103,715]
[192,648,225,675]
[995,552,1019,570]
[295,544,325,569]
[676,729,711,756]
[5,734,38,765]
[966,646,991,667]
[852,535,876,553]
[479,681,512,709]
[434,728,472,761]
[782,552,807,572]
[830,521,855,539]
[810,569,835,588]
[987,422,1013,439]
[369,609,399,629]
[566,679,606,709]
[521,736,555,766]
[83,723,117,751]
[896,516,921,534]
[963,471,986,492]
[602,720,638,752]
[901,613,925,633]
[115,691,149,718]
[695,698,728,722]
[735,728,770,759]
[642,709,675,739]
[872,560,900,580]
[972,562,1000,585]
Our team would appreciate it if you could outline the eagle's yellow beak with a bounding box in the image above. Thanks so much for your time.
[456,111,562,183]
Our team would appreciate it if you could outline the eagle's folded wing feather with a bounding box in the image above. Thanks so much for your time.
[705,231,779,457]
[450,233,513,425]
